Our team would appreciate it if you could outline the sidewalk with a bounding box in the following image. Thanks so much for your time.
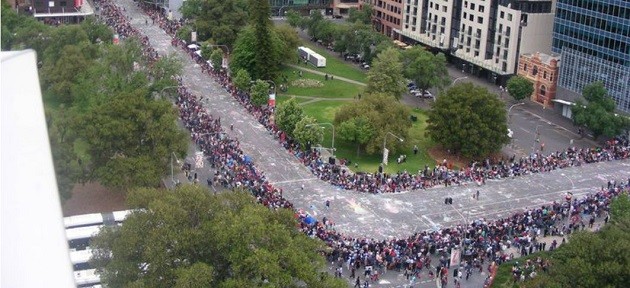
[287,64,367,86]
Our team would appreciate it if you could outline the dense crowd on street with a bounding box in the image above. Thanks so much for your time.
[100,3,630,286]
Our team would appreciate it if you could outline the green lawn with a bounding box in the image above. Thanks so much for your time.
[299,102,436,174]
[279,66,363,99]
[275,95,313,105]
[298,42,367,83]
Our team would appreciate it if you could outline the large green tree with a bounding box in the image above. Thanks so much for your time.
[506,75,534,101]
[250,79,270,107]
[401,47,450,92]
[91,185,346,288]
[337,115,375,156]
[249,0,276,80]
[180,0,248,47]
[518,194,630,288]
[275,98,304,138]
[292,117,324,149]
[571,82,629,139]
[74,89,188,189]
[232,69,252,92]
[230,26,284,81]
[347,4,373,25]
[366,48,407,100]
[334,93,411,154]
[427,83,510,158]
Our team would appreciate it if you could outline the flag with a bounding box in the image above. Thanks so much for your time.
[449,248,461,267]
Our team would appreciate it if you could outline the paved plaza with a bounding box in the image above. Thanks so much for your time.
[114,1,630,285]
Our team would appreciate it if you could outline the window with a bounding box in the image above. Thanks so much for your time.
[532,66,538,76]
[479,6,484,12]
[500,11,505,18]
[508,13,513,21]
[540,85,546,96]
[543,71,547,79]
[463,12,467,19]
[469,14,474,21]
[471,3,475,10]
[523,63,528,72]
[477,16,483,24]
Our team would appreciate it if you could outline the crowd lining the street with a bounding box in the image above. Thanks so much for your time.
[98,2,630,286]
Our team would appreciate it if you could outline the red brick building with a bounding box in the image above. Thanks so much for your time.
[517,52,561,108]
[366,0,402,38]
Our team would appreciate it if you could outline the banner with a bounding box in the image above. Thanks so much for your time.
[383,148,389,165]
[268,92,276,107]
[449,248,461,267]
[195,152,204,169]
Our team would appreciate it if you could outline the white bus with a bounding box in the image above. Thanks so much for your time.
[70,248,94,271]
[74,269,101,287]
[66,225,103,250]
[64,213,104,229]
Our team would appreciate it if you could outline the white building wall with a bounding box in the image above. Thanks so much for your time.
[425,0,455,49]
[457,0,493,60]
[402,0,424,34]
[494,6,522,74]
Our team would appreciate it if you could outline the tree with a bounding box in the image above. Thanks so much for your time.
[250,79,270,107]
[91,185,347,288]
[233,69,252,92]
[74,89,188,189]
[506,75,534,101]
[41,44,93,104]
[610,193,630,223]
[274,24,301,65]
[275,98,304,138]
[285,10,305,28]
[149,54,183,95]
[572,82,629,139]
[292,117,324,149]
[427,83,510,158]
[80,16,114,44]
[401,47,450,92]
[180,0,248,47]
[337,115,374,156]
[230,26,284,81]
[249,0,276,80]
[347,4,373,25]
[366,48,407,100]
[334,93,411,154]
[209,49,223,72]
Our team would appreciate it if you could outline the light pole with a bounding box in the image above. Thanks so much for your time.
[452,76,468,86]
[508,102,525,123]
[306,123,335,156]
[383,132,404,165]
[278,5,288,17]
[532,124,542,154]
[170,152,181,187]
[206,44,230,68]
[253,79,277,99]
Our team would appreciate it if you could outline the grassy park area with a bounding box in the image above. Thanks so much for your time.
[297,42,368,83]
[275,45,438,174]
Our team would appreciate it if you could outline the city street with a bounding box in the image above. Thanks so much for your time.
[114,2,630,286]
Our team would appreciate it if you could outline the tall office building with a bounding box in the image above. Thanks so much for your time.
[394,0,556,85]
[552,0,630,113]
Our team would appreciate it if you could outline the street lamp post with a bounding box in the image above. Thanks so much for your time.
[306,123,335,156]
[452,76,468,86]
[383,132,404,165]
[206,44,230,68]
[508,102,525,123]
[170,152,181,187]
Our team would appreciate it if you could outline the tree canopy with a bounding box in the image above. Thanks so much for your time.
[179,0,248,47]
[427,83,510,158]
[365,48,407,100]
[347,4,373,25]
[518,194,630,288]
[334,93,411,155]
[571,82,629,139]
[249,79,270,107]
[292,116,324,150]
[91,185,346,288]
[506,75,534,101]
[274,98,304,138]
[401,47,450,92]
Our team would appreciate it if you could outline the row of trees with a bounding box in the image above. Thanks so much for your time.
[2,3,187,200]
[92,185,347,288]
[516,194,630,288]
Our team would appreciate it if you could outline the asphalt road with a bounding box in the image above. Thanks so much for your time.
[115,2,630,286]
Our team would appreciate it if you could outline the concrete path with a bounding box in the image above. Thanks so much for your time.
[287,64,367,86]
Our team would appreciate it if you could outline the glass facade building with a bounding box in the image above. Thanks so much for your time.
[552,0,630,113]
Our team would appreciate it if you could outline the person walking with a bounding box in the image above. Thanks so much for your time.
[413,145,418,155]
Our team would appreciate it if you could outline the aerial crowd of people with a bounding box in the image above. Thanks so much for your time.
[96,2,630,286]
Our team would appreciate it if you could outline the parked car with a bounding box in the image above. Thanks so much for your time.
[332,14,343,19]
[421,90,433,98]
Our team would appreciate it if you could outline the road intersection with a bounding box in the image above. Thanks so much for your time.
[115,1,630,285]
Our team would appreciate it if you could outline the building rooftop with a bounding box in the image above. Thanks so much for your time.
[521,52,561,66]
